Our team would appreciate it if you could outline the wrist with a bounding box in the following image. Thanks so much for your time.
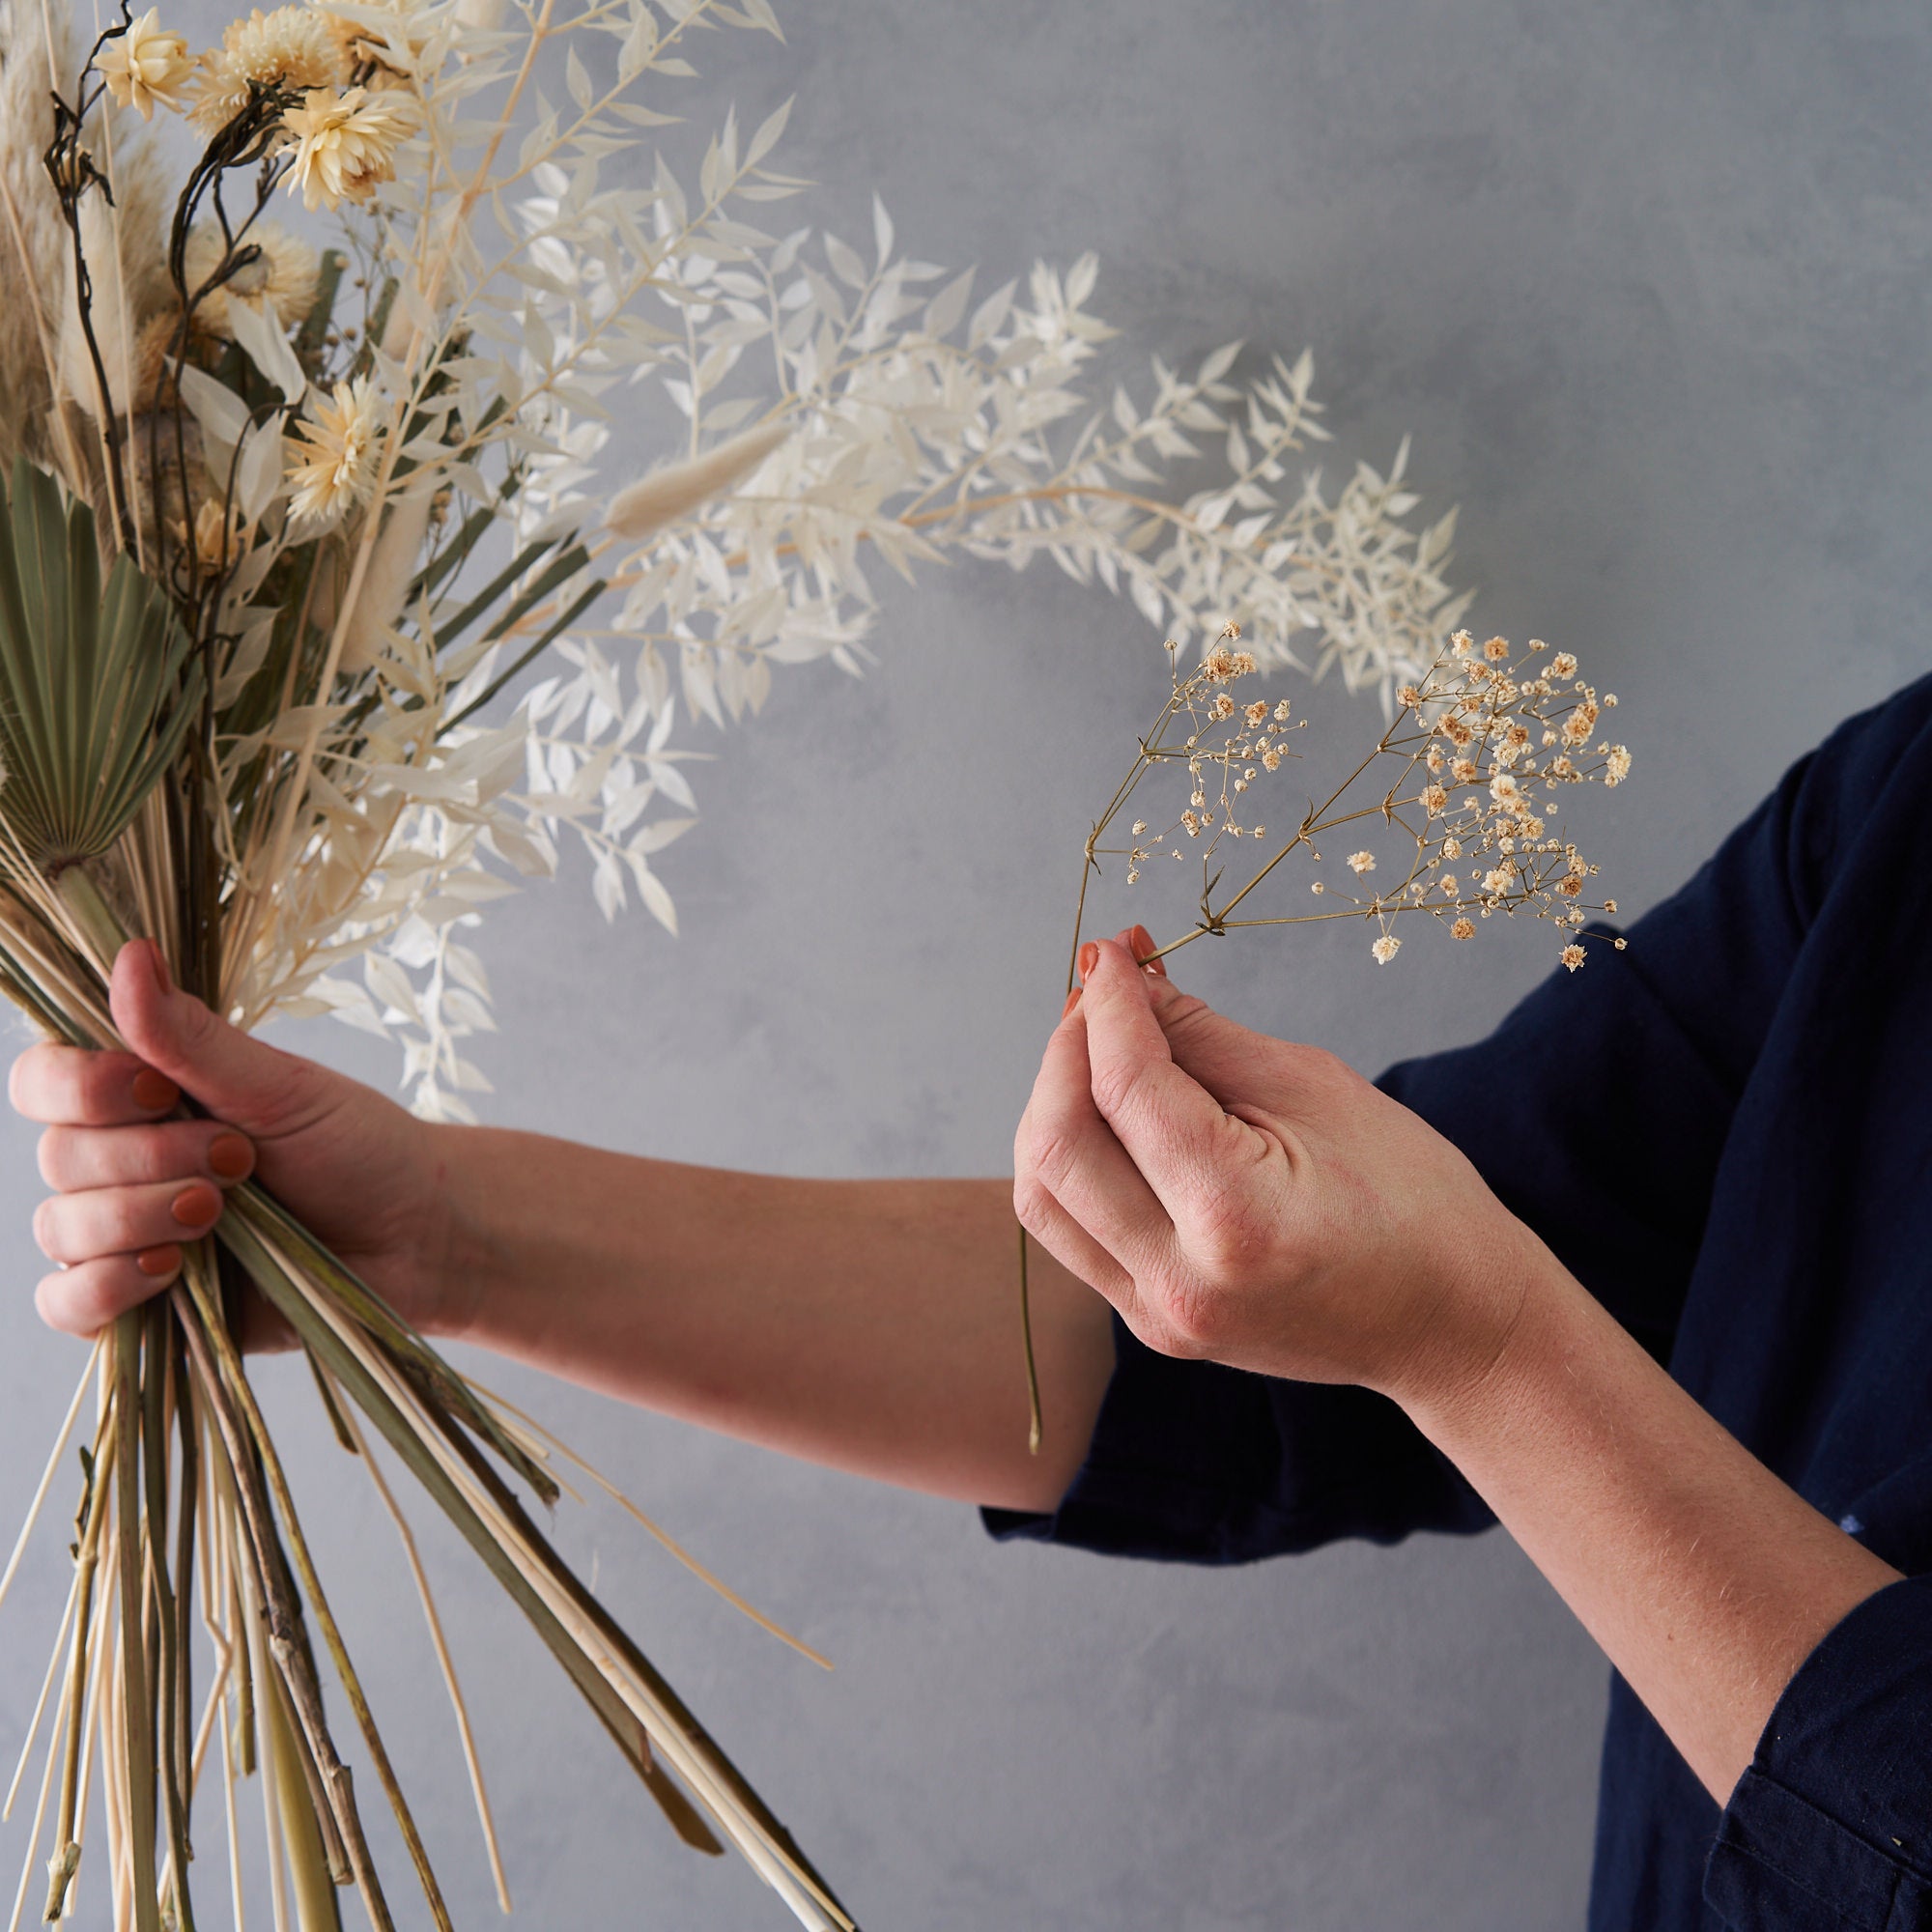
[1372,1215,1570,1427]
[414,1120,491,1341]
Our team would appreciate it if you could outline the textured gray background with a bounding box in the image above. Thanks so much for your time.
[5,1,1932,1926]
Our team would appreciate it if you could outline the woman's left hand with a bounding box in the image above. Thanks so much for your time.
[1013,931,1546,1407]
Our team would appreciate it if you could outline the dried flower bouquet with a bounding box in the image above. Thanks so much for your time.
[0,0,1485,1921]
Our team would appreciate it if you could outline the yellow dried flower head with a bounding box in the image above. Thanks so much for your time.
[1560,944,1587,972]
[190,6,348,132]
[285,375,384,527]
[183,221,320,335]
[281,84,414,209]
[1549,651,1578,678]
[1451,918,1475,940]
[96,9,194,119]
[181,498,240,569]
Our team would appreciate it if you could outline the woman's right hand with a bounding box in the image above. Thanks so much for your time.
[10,939,463,1347]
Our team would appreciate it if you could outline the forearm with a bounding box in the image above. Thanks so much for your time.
[1397,1249,1902,1805]
[428,1125,1114,1513]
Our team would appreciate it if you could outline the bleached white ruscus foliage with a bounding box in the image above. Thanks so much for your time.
[233,0,1473,1120]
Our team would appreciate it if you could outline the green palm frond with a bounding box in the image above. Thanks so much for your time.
[0,457,201,868]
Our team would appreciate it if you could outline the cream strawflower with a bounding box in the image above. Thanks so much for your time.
[188,6,348,133]
[286,376,384,527]
[183,221,320,335]
[96,10,193,119]
[281,85,414,210]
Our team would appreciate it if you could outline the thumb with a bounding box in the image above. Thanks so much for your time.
[107,941,337,1140]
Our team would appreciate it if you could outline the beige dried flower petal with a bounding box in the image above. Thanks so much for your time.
[1371,933,1401,963]
[189,5,348,132]
[285,375,384,527]
[183,221,320,335]
[281,84,414,210]
[1560,944,1587,972]
[96,9,194,119]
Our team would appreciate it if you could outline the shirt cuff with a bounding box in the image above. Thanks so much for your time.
[981,1312,1490,1565]
[1704,1573,1932,1931]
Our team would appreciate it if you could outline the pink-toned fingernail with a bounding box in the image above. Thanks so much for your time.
[1077,941,1100,980]
[131,1068,179,1113]
[1061,987,1081,1018]
[208,1132,254,1180]
[171,1183,220,1229]
[137,1244,182,1279]
[147,941,174,998]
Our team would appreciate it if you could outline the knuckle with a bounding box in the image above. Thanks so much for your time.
[1088,1054,1154,1127]
[1011,1177,1059,1239]
[1022,1118,1082,1197]
[1149,1277,1227,1359]
[1188,1186,1274,1278]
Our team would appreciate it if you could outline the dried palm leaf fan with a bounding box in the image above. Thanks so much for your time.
[0,461,856,1929]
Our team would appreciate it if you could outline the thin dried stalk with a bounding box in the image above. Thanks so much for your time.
[327,1382,513,1915]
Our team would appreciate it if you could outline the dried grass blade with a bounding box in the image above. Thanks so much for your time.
[471,1378,830,1669]
[108,1314,159,1932]
[326,1380,513,1914]
[0,1339,99,1619]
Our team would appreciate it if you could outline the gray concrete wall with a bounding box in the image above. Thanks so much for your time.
[4,2,1930,1926]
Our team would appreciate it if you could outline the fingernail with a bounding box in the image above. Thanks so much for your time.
[131,1068,179,1113]
[137,1244,182,1279]
[147,941,173,998]
[1061,987,1082,1018]
[1077,941,1100,980]
[208,1132,254,1181]
[171,1183,220,1229]
[1129,925,1166,976]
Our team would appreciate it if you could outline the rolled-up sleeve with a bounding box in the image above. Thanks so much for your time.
[982,1313,1490,1561]
[1704,1574,1932,1931]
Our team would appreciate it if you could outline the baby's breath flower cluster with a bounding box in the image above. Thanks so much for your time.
[1074,626,1633,980]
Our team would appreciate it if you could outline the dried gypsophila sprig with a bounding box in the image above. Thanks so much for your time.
[1071,625,1634,981]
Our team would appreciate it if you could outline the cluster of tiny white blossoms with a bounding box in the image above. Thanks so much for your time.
[1115,629,1304,885]
[1083,626,1633,978]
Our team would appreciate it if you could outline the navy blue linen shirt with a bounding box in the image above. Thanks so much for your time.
[988,673,1932,1930]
